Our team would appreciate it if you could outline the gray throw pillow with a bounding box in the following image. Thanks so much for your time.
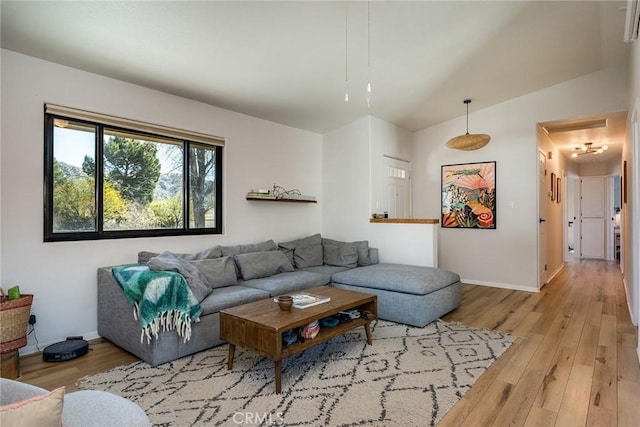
[234,251,294,280]
[190,256,237,289]
[220,245,242,257]
[293,243,324,268]
[147,251,212,302]
[278,233,322,265]
[193,245,222,260]
[323,244,358,268]
[322,238,371,266]
[221,240,277,257]
[240,239,277,254]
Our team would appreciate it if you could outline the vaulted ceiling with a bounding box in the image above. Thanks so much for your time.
[1,0,631,139]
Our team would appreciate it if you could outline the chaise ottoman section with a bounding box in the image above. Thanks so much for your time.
[330,263,461,327]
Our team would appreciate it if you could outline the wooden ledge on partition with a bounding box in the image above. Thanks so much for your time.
[369,218,439,224]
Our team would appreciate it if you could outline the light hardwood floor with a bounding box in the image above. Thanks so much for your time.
[15,259,640,426]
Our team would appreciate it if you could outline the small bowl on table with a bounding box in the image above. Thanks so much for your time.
[277,295,293,311]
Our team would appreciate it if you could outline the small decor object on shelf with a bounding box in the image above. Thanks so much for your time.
[246,188,276,200]
[273,292,330,309]
[247,184,317,203]
[271,184,316,202]
[0,286,34,354]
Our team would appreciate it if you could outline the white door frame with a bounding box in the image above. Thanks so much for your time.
[537,150,547,289]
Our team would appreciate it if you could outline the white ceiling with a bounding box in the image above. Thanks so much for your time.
[0,0,631,141]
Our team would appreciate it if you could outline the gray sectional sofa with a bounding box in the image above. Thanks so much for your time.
[98,234,461,366]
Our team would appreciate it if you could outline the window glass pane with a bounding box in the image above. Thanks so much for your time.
[102,129,183,231]
[52,120,96,232]
[189,144,217,228]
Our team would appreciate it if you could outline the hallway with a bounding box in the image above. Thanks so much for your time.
[441,259,640,426]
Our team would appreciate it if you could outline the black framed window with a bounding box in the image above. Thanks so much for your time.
[44,106,223,241]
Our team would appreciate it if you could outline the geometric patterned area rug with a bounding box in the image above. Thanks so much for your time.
[78,320,514,426]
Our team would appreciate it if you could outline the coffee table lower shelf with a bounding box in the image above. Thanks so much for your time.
[219,286,377,394]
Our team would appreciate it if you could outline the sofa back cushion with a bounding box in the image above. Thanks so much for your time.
[323,243,358,268]
[138,250,194,264]
[190,256,237,289]
[278,233,322,267]
[221,239,278,257]
[322,238,372,266]
[293,243,323,268]
[138,245,222,264]
[234,251,294,280]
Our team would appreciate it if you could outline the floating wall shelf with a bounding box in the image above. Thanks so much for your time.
[246,196,317,204]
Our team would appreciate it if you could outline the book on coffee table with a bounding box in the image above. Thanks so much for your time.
[274,292,331,309]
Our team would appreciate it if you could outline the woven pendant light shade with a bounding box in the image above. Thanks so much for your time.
[446,133,491,151]
[446,99,490,151]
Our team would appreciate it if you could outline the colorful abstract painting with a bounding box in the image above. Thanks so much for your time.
[441,161,496,229]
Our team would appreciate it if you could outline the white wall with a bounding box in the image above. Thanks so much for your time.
[322,116,371,241]
[0,50,323,353]
[322,115,415,242]
[412,67,629,291]
[579,160,617,176]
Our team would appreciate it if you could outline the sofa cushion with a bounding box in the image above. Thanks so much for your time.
[199,286,270,315]
[138,245,222,264]
[323,243,358,268]
[193,245,223,260]
[297,265,351,276]
[240,271,331,296]
[190,256,237,289]
[0,386,64,427]
[147,251,211,301]
[220,240,277,257]
[293,243,323,268]
[322,238,372,266]
[138,250,194,264]
[331,263,461,295]
[278,233,321,265]
[234,251,294,280]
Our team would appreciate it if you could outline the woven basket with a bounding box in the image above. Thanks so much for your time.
[0,291,33,354]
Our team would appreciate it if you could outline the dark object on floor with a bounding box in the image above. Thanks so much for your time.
[43,337,89,362]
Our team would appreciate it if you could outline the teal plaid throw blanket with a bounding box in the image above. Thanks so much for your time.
[112,265,202,344]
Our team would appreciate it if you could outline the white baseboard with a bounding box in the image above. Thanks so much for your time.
[547,263,565,284]
[20,330,100,356]
[623,277,638,326]
[461,279,539,293]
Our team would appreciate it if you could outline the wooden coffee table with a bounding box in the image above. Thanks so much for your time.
[219,286,377,394]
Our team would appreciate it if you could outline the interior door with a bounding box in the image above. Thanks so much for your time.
[581,176,605,259]
[383,157,410,218]
[538,151,547,288]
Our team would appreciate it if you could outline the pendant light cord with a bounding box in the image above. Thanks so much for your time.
[366,0,372,108]
[464,99,471,135]
[344,0,349,102]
